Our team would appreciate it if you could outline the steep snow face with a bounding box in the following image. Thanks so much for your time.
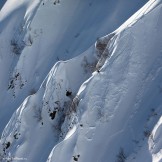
[47,1,162,162]
[0,46,98,161]
[1,0,161,162]
[0,0,147,135]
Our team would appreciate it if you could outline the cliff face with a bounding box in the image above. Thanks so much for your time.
[1,0,162,162]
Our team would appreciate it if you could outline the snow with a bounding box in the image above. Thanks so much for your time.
[0,44,98,161]
[47,1,162,162]
[1,0,162,162]
[0,0,6,10]
[0,0,147,135]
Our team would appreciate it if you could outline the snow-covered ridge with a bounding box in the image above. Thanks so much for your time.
[0,37,101,161]
[48,0,162,162]
[1,0,162,162]
[0,0,147,135]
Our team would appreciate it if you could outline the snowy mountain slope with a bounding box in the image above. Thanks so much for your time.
[0,0,147,135]
[0,0,43,134]
[47,0,162,162]
[0,43,98,161]
[1,0,162,162]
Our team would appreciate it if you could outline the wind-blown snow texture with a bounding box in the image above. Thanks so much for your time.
[1,0,162,162]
